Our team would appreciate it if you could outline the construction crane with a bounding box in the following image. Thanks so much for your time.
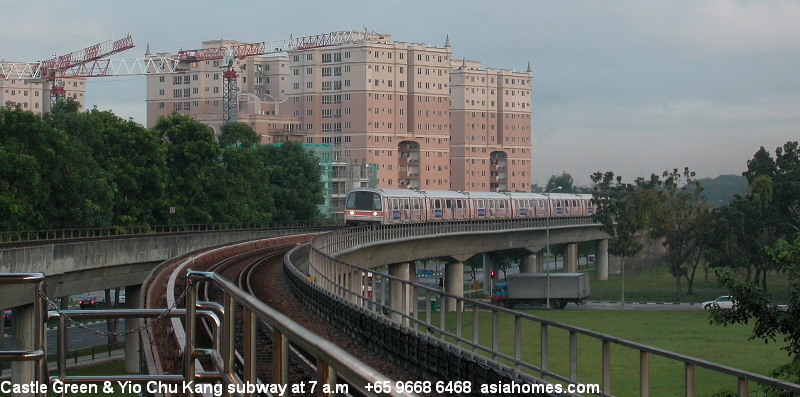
[174,30,382,124]
[1,30,378,121]
[1,35,180,110]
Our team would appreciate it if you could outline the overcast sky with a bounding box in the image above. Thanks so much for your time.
[3,1,798,186]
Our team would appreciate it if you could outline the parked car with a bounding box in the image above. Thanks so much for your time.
[3,309,10,320]
[703,296,736,310]
[79,297,104,309]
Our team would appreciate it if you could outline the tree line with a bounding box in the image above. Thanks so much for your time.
[588,141,800,386]
[0,101,323,232]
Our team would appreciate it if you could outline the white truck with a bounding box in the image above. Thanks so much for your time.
[491,273,590,309]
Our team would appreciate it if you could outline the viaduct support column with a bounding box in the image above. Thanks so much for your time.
[388,262,411,325]
[520,253,537,273]
[124,285,142,373]
[11,304,36,389]
[444,262,464,312]
[536,250,546,273]
[563,243,579,273]
[595,239,609,281]
[408,262,417,314]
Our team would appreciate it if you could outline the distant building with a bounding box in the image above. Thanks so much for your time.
[145,32,532,215]
[0,67,86,114]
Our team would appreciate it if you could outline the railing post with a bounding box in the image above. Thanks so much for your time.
[222,294,235,385]
[540,323,548,380]
[514,316,522,371]
[272,329,289,385]
[685,363,695,397]
[569,331,577,382]
[491,310,499,360]
[602,340,611,395]
[472,304,479,352]
[737,378,748,397]
[640,351,649,397]
[185,272,200,395]
[243,308,256,395]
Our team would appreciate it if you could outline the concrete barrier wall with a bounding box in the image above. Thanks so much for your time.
[0,229,323,307]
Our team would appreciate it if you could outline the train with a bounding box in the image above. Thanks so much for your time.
[343,187,594,225]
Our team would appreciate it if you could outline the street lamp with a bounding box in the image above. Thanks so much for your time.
[545,186,562,310]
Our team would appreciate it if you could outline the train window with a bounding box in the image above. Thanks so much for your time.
[402,199,409,209]
[478,199,484,208]
[391,199,399,210]
[499,200,506,209]
[489,200,495,208]
[456,200,463,209]
[446,199,453,209]
[413,199,420,210]
[539,200,545,208]
[347,191,383,211]
[573,200,578,207]
[434,199,441,209]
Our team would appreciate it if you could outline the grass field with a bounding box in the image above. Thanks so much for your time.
[0,360,135,397]
[583,262,791,303]
[414,308,790,397]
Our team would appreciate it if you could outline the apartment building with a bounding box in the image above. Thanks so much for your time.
[145,32,532,197]
[0,70,86,114]
[449,60,532,192]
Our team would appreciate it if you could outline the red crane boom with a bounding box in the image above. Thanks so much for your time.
[37,35,134,78]
[175,30,382,62]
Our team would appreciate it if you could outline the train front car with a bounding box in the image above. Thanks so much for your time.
[344,188,385,226]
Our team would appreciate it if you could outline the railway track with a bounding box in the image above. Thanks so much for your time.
[142,234,417,396]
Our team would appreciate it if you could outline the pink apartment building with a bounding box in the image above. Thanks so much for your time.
[145,33,532,194]
[0,71,86,114]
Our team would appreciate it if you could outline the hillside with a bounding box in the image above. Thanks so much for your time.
[698,174,748,207]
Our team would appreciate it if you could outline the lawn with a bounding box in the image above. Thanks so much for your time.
[583,263,791,303]
[0,361,136,397]
[414,308,791,397]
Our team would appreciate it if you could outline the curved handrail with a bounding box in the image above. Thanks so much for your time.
[303,219,800,396]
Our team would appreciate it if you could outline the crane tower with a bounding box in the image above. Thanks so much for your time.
[174,30,382,124]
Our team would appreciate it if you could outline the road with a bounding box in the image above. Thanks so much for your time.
[4,321,118,351]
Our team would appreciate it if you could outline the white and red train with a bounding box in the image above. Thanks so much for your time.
[343,187,594,225]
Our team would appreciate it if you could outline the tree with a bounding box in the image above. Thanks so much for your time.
[0,103,115,230]
[711,232,800,387]
[209,144,276,223]
[218,122,260,148]
[546,171,575,193]
[648,168,710,298]
[708,142,800,288]
[262,141,323,221]
[47,101,168,227]
[152,113,221,224]
[590,171,656,308]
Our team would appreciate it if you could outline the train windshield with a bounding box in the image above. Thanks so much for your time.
[346,191,382,211]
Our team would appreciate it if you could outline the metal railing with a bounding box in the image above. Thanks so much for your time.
[1,271,414,397]
[305,220,800,396]
[0,273,46,386]
[184,271,415,397]
[0,220,339,244]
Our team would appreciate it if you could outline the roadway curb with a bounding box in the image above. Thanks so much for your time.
[589,301,701,306]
